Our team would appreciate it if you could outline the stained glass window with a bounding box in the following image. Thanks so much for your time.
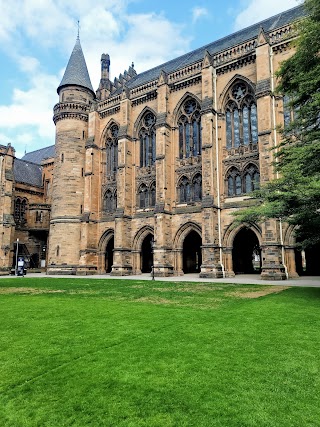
[250,104,258,144]
[226,111,232,148]
[150,182,156,207]
[103,189,116,212]
[243,106,249,145]
[235,175,242,195]
[106,124,118,176]
[193,174,202,201]
[139,112,156,167]
[225,82,258,148]
[178,99,201,159]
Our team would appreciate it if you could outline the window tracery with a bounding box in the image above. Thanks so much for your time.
[106,124,119,177]
[138,181,156,209]
[139,112,156,168]
[226,164,259,197]
[178,98,201,159]
[225,82,258,149]
[103,189,117,212]
[178,174,202,204]
[14,197,27,225]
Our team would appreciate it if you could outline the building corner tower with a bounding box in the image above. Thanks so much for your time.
[47,36,95,274]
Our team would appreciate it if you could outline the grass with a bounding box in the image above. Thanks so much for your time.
[0,277,319,426]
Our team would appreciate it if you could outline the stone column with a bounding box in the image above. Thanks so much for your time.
[199,52,223,278]
[0,144,15,273]
[153,70,174,276]
[255,30,286,280]
[111,88,133,275]
[78,107,101,274]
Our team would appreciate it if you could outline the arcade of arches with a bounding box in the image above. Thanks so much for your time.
[98,225,319,278]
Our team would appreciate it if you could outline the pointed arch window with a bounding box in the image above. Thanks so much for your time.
[106,124,119,177]
[178,98,202,159]
[179,177,191,203]
[226,164,260,196]
[193,174,202,201]
[226,167,242,197]
[103,189,117,212]
[14,197,27,225]
[150,181,156,207]
[138,182,156,209]
[139,112,156,167]
[225,82,258,148]
[243,165,260,193]
[178,174,202,204]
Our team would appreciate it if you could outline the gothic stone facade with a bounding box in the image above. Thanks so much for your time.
[1,5,310,278]
[0,144,53,273]
[46,5,307,279]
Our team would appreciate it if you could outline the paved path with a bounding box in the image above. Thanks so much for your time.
[2,272,320,287]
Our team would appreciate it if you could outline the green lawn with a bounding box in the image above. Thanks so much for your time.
[0,278,319,427]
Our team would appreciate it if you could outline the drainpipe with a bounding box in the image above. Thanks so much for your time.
[213,68,225,278]
[269,46,288,279]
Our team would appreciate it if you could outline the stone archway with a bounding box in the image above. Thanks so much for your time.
[105,236,114,273]
[97,229,114,274]
[132,226,154,274]
[295,243,320,276]
[183,230,202,273]
[173,222,202,275]
[141,233,153,273]
[232,227,261,274]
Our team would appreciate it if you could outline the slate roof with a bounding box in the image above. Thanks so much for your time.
[15,145,55,186]
[114,4,305,92]
[14,159,43,187]
[58,37,94,94]
[22,145,55,164]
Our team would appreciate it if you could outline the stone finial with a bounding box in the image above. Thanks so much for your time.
[121,86,130,100]
[257,27,270,46]
[128,65,137,77]
[202,50,213,68]
[158,69,168,86]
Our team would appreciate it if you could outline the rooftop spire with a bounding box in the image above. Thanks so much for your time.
[57,33,94,95]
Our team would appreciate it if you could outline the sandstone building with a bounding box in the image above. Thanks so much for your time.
[1,4,318,278]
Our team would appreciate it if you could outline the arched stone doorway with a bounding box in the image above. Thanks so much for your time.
[295,243,320,276]
[183,230,202,273]
[97,229,115,274]
[232,228,261,274]
[141,233,153,273]
[105,236,114,273]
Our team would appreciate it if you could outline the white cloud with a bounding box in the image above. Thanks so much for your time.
[0,134,12,145]
[0,71,58,145]
[234,0,303,30]
[17,56,40,73]
[192,7,208,24]
[0,1,192,157]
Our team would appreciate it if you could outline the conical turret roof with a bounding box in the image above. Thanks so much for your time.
[57,37,94,94]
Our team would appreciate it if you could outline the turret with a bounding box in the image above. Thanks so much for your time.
[48,36,95,274]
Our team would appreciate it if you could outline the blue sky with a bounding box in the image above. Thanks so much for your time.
[0,0,302,158]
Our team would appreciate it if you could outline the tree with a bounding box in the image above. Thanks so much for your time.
[234,0,320,248]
